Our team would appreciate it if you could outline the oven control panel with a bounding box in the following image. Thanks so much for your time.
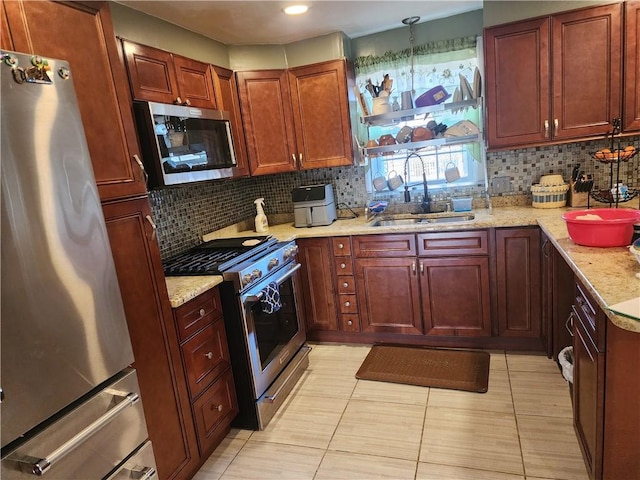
[225,241,298,291]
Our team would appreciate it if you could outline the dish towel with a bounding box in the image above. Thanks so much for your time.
[260,281,282,314]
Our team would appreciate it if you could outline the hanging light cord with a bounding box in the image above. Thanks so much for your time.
[402,16,420,95]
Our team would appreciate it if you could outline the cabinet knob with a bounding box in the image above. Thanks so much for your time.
[211,404,223,412]
[174,96,183,105]
[184,98,191,106]
[342,282,348,288]
[344,301,350,307]
[204,351,214,360]
[199,308,206,317]
[347,320,353,326]
[338,243,344,249]
[340,263,346,269]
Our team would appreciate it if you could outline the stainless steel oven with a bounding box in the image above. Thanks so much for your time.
[163,238,310,430]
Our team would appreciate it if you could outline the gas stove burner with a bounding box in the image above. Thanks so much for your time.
[163,235,278,276]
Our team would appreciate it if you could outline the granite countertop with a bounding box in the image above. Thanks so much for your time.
[165,206,640,334]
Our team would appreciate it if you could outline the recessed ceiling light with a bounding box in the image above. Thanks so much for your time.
[283,5,308,15]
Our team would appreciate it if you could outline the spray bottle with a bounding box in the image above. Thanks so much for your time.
[254,198,269,233]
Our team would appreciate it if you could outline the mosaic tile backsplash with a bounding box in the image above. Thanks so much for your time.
[150,135,640,260]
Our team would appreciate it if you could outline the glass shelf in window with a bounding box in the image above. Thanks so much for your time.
[362,98,482,127]
[364,134,481,156]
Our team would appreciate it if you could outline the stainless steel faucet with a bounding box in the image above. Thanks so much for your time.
[403,152,431,213]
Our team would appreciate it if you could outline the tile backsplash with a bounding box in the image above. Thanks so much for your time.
[150,135,639,260]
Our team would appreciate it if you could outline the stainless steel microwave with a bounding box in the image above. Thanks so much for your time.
[133,101,237,187]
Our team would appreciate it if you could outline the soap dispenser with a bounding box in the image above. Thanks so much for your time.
[254,198,269,233]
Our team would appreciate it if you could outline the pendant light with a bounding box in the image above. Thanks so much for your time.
[402,16,420,95]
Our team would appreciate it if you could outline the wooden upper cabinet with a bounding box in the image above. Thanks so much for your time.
[211,65,250,177]
[484,17,551,149]
[237,59,355,176]
[485,3,622,150]
[236,69,298,175]
[551,3,621,140]
[122,40,216,109]
[624,0,640,132]
[2,0,147,201]
[288,59,354,170]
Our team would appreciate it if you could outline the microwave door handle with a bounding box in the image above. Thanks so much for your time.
[243,263,302,303]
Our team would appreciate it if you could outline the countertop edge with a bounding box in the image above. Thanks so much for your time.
[166,206,640,334]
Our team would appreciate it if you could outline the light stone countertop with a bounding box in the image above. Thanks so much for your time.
[165,206,640,334]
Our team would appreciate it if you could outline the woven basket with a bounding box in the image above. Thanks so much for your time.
[531,183,569,208]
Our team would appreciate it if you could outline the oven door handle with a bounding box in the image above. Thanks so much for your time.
[243,263,301,303]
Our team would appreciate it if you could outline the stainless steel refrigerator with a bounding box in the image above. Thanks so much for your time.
[1,50,157,479]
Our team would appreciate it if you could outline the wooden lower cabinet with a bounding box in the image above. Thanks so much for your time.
[103,196,199,480]
[420,257,491,336]
[495,227,542,338]
[355,257,423,335]
[571,279,640,480]
[297,238,338,331]
[173,288,238,458]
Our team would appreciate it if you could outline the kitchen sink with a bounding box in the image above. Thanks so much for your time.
[370,213,475,227]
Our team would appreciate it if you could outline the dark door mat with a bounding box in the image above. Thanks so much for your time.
[355,344,490,393]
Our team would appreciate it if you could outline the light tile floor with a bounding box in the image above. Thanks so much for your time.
[193,343,588,480]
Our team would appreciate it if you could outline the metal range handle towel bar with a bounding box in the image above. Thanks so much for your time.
[13,391,140,476]
[244,263,302,302]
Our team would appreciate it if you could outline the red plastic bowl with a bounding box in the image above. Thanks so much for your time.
[562,208,640,247]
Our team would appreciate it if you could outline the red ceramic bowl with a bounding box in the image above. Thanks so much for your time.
[562,208,640,247]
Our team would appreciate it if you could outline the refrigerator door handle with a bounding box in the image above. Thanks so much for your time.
[13,391,140,476]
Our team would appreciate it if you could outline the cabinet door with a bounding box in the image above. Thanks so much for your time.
[103,197,198,480]
[236,70,297,175]
[0,1,11,50]
[211,65,250,177]
[495,228,542,338]
[288,59,353,169]
[122,40,179,105]
[573,312,604,480]
[552,4,622,140]
[172,54,216,109]
[420,257,491,336]
[624,0,640,132]
[4,1,147,201]
[355,258,423,335]
[484,17,551,149]
[297,238,338,331]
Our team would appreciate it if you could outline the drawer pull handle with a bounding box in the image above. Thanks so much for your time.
[204,352,214,360]
[340,263,346,269]
[347,320,353,326]
[16,391,139,475]
[566,312,574,337]
[199,308,206,317]
[544,119,549,137]
[554,118,558,136]
[338,243,344,249]
[145,215,157,241]
[344,301,351,307]
[211,404,223,412]
[342,282,348,288]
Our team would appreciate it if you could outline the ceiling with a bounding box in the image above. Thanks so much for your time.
[116,1,483,45]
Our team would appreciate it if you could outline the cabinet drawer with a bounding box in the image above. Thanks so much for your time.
[417,230,489,256]
[339,294,358,314]
[332,237,352,256]
[192,369,238,454]
[334,257,354,275]
[175,288,222,342]
[337,275,356,294]
[353,234,416,257]
[574,280,606,351]
[341,314,360,332]
[182,320,230,399]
